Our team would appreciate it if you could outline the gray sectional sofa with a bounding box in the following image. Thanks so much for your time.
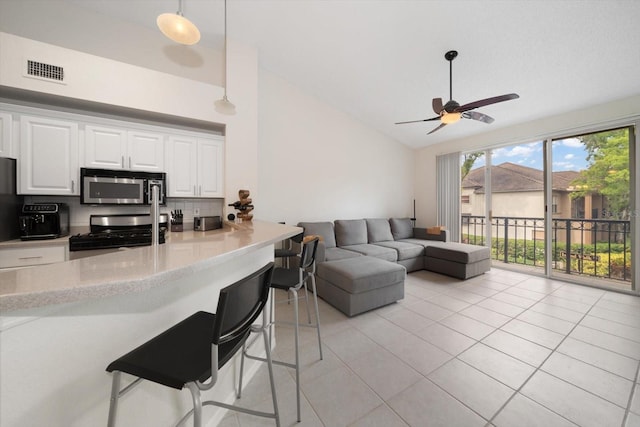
[297,218,491,316]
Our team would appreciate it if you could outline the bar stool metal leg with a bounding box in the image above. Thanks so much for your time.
[185,383,203,427]
[309,273,323,360]
[290,287,301,422]
[107,371,121,427]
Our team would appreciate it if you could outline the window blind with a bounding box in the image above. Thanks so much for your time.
[436,152,461,242]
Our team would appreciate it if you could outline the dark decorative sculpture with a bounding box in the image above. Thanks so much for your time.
[228,189,254,221]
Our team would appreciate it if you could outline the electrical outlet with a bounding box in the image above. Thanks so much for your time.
[194,208,200,216]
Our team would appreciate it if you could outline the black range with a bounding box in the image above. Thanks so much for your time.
[69,214,168,251]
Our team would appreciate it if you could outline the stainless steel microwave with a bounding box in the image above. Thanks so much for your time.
[80,168,166,205]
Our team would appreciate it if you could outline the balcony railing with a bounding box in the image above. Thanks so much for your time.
[461,215,632,283]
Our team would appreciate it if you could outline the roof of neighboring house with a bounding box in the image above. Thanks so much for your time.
[463,162,581,193]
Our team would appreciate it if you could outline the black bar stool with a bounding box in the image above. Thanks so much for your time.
[275,228,303,268]
[239,236,322,422]
[106,263,280,427]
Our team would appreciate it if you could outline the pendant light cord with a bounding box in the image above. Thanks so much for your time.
[223,0,228,96]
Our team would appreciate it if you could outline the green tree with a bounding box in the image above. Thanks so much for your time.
[570,128,629,219]
[461,152,483,181]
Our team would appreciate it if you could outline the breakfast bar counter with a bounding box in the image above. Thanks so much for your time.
[0,220,301,311]
[0,220,301,427]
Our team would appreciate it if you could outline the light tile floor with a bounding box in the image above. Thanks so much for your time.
[221,268,640,427]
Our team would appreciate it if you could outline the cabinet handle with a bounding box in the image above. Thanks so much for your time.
[129,157,131,169]
[199,185,202,196]
[121,156,124,168]
[193,185,196,195]
[71,180,75,193]
[19,256,43,260]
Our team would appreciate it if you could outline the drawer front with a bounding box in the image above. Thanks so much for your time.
[0,246,67,268]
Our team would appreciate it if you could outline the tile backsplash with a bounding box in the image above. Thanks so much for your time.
[25,196,224,227]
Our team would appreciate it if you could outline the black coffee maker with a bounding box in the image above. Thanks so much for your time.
[19,203,70,240]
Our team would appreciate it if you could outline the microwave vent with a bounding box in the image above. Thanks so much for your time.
[25,60,65,83]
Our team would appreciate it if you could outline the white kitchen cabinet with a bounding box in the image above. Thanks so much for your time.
[0,245,67,269]
[166,135,197,197]
[0,111,15,158]
[83,124,127,169]
[197,138,224,197]
[19,115,79,195]
[127,130,165,172]
[83,125,164,172]
[167,135,223,198]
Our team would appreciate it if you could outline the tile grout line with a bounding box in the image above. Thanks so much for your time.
[621,361,640,427]
[486,289,614,426]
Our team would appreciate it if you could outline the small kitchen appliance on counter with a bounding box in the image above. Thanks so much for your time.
[193,215,222,231]
[69,213,168,251]
[19,203,70,240]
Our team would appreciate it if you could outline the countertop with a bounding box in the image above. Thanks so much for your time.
[0,220,301,312]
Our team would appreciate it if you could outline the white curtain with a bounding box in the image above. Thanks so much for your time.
[436,152,461,242]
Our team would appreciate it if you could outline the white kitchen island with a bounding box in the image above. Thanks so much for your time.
[0,220,301,427]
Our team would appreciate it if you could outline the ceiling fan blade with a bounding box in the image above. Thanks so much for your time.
[456,93,520,113]
[432,98,444,114]
[395,116,440,125]
[463,111,495,124]
[427,123,447,135]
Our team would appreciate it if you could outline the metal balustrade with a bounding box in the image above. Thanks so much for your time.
[461,215,631,283]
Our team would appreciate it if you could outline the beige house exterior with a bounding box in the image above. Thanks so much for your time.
[461,162,607,244]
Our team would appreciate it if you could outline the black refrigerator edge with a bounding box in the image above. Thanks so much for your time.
[0,158,23,242]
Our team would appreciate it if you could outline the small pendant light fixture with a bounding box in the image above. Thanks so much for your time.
[215,0,236,115]
[157,0,201,46]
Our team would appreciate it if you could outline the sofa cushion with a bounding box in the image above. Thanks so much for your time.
[389,218,414,240]
[325,247,363,262]
[397,238,442,248]
[373,241,425,261]
[298,221,337,248]
[335,219,367,247]
[425,241,491,264]
[316,257,406,294]
[340,244,398,262]
[365,218,394,243]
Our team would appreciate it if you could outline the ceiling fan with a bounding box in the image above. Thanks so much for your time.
[396,50,519,135]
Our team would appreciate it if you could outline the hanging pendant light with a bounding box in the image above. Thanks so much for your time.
[157,0,201,45]
[215,0,236,115]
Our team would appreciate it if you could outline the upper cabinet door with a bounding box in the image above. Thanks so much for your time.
[83,124,128,169]
[20,115,79,195]
[127,130,164,172]
[166,135,197,197]
[0,112,15,158]
[197,138,224,198]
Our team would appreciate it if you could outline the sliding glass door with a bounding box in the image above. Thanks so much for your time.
[550,127,633,291]
[460,125,636,292]
[461,142,545,273]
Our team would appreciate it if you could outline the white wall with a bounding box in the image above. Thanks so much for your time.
[416,95,640,226]
[0,0,222,85]
[257,70,415,224]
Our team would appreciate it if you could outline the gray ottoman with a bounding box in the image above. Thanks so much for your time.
[316,256,406,317]
[424,242,491,279]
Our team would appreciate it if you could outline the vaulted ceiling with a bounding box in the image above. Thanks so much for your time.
[11,1,640,148]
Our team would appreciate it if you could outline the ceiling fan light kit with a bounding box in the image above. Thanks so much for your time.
[396,50,519,135]
[157,0,200,45]
[441,112,461,124]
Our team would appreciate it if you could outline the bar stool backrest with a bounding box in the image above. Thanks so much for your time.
[212,263,274,348]
[299,237,319,270]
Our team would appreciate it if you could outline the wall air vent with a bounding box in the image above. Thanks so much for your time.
[25,60,66,83]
